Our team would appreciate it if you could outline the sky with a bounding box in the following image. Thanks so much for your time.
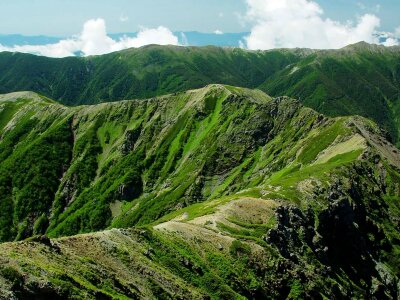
[0,0,399,56]
[0,0,247,36]
[0,0,399,35]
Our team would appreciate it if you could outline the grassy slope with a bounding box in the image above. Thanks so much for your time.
[0,85,396,238]
[260,43,400,145]
[0,43,399,146]
[0,86,399,298]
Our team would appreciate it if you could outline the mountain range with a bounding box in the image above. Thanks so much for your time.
[0,32,398,48]
[0,43,399,298]
[0,32,248,48]
[0,42,400,147]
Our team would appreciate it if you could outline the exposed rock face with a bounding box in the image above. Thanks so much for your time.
[120,126,142,155]
[117,183,141,201]
[265,162,400,299]
[58,174,78,208]
[266,206,315,261]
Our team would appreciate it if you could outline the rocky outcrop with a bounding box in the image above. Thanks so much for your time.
[120,126,142,155]
[265,162,400,299]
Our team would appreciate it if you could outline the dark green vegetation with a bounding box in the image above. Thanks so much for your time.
[1,42,400,145]
[261,42,400,146]
[0,46,300,105]
[0,85,400,298]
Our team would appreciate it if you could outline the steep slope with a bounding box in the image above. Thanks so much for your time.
[0,85,297,240]
[0,46,300,105]
[0,85,400,298]
[1,43,400,146]
[261,42,400,144]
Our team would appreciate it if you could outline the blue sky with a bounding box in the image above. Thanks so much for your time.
[0,0,399,56]
[0,0,246,35]
[0,0,398,35]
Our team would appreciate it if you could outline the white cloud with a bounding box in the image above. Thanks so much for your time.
[383,38,398,47]
[244,0,385,50]
[0,39,79,58]
[79,18,116,55]
[375,30,399,46]
[214,30,224,35]
[114,26,179,50]
[0,18,179,57]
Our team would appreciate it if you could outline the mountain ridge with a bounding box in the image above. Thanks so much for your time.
[0,84,399,298]
[1,42,400,147]
[1,84,400,298]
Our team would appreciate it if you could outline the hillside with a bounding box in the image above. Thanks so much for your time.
[261,42,400,145]
[1,43,400,146]
[0,46,301,105]
[0,86,399,298]
[0,43,400,143]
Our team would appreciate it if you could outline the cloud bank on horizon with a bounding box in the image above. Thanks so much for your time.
[0,0,399,57]
[0,19,179,57]
[244,0,399,50]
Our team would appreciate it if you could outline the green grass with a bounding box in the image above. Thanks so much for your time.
[298,119,350,164]
[0,102,23,132]
[182,89,227,156]
[275,149,362,186]
[151,195,236,225]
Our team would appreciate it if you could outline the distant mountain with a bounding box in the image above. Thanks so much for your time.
[176,31,248,47]
[0,45,301,105]
[0,31,248,48]
[1,32,397,49]
[110,31,248,47]
[0,43,400,146]
[0,34,62,46]
[0,86,399,298]
[261,42,400,144]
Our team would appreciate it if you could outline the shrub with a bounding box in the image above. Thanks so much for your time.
[229,240,251,257]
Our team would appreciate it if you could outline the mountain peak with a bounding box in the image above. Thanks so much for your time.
[0,91,41,102]
[341,41,399,53]
[0,91,58,107]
